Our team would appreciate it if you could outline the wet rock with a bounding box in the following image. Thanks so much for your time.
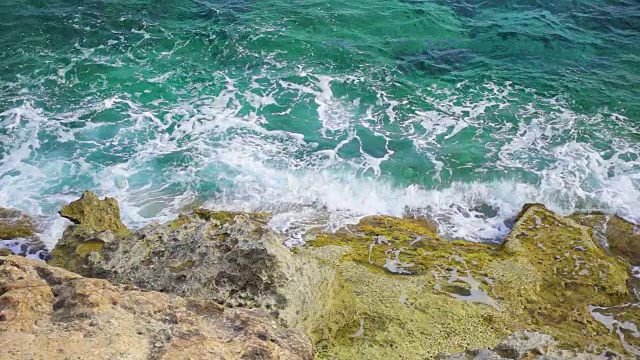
[0,255,312,360]
[309,205,634,358]
[0,207,50,260]
[570,213,640,265]
[0,207,37,240]
[438,331,622,360]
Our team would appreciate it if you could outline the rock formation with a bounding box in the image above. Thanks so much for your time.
[0,255,313,360]
[50,190,131,275]
[0,207,49,260]
[570,212,640,265]
[41,192,640,359]
[437,331,623,359]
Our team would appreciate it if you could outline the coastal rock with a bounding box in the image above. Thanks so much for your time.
[570,213,640,265]
[493,331,556,358]
[0,207,37,240]
[0,207,49,260]
[88,209,344,336]
[0,254,313,360]
[49,194,640,359]
[437,331,621,360]
[308,205,634,358]
[50,191,131,275]
[58,190,130,235]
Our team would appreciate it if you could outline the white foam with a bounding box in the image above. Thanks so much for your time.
[0,71,638,252]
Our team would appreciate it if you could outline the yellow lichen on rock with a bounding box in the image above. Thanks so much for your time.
[0,207,37,240]
[314,261,506,360]
[494,204,632,351]
[58,190,130,235]
[306,205,636,358]
[50,191,131,275]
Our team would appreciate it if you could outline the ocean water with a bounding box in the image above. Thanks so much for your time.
[0,0,639,249]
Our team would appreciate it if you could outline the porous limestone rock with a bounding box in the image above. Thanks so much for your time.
[493,331,556,358]
[437,331,622,360]
[570,213,640,265]
[307,205,635,358]
[50,191,131,275]
[58,190,130,235]
[0,254,312,360]
[90,209,345,337]
[49,193,640,359]
[0,207,49,260]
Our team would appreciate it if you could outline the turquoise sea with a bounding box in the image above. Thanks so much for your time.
[0,0,639,250]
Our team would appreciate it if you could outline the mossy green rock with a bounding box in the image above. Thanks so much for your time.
[48,195,640,358]
[0,207,37,240]
[58,191,130,235]
[570,213,640,265]
[49,226,117,276]
[308,204,635,358]
[50,191,130,276]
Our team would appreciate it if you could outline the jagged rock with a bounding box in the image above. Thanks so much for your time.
[89,209,344,336]
[0,207,37,240]
[0,207,50,260]
[437,331,622,360]
[0,255,313,360]
[49,226,117,276]
[570,213,640,265]
[49,194,640,359]
[58,190,130,235]
[50,191,131,275]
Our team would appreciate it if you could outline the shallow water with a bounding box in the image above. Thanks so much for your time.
[0,0,639,248]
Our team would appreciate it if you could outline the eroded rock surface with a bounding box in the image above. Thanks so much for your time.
[0,207,37,240]
[437,331,622,360]
[307,205,634,358]
[48,193,640,359]
[570,213,640,265]
[50,191,131,275]
[58,190,130,235]
[0,207,49,260]
[0,255,312,360]
[82,209,345,337]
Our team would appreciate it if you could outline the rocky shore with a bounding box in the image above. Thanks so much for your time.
[1,191,640,359]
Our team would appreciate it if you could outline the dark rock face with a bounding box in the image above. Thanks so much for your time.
[0,254,313,360]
